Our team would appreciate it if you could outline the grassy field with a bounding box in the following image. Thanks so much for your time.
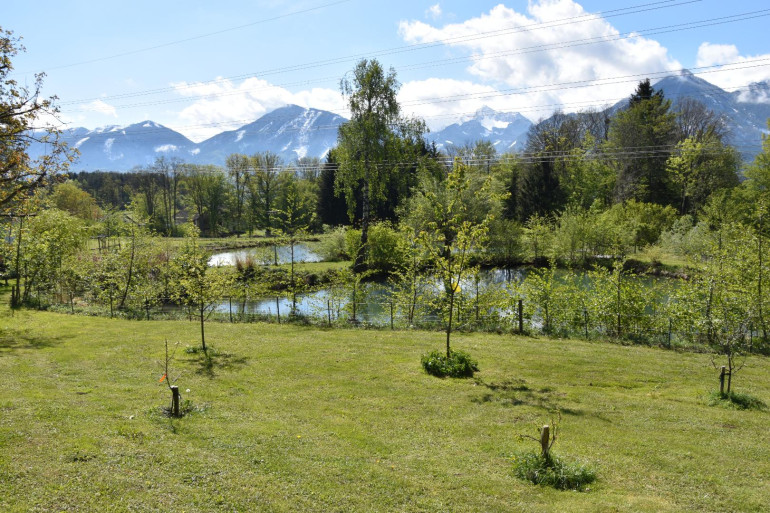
[1,303,769,512]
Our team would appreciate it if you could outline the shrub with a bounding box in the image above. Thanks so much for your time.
[318,226,351,261]
[367,222,407,274]
[421,349,479,378]
[513,452,596,491]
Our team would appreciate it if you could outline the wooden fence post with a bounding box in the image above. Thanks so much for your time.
[719,366,726,396]
[276,297,281,324]
[170,385,180,417]
[390,300,394,330]
[540,425,550,458]
[518,299,524,334]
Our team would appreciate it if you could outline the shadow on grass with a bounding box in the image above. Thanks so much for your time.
[183,346,250,377]
[471,378,584,416]
[0,327,69,354]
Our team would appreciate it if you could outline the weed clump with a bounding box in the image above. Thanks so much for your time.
[708,391,767,411]
[421,349,478,378]
[513,452,596,491]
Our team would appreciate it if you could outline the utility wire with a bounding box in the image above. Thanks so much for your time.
[54,70,770,139]
[54,8,770,122]
[53,0,703,106]
[14,0,356,75]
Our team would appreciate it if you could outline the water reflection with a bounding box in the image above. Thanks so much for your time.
[209,243,322,266]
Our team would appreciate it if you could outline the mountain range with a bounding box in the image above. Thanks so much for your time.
[29,73,770,172]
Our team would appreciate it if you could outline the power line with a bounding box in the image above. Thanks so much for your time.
[54,0,703,107]
[52,68,770,141]
[54,8,770,124]
[14,0,356,75]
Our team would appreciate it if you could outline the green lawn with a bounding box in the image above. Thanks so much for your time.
[1,305,768,512]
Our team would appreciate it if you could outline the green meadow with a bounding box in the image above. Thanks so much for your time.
[1,303,768,512]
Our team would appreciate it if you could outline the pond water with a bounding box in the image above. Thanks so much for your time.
[207,267,671,328]
[211,268,531,325]
[209,243,322,266]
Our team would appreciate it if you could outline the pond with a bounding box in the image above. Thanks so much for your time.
[210,268,538,326]
[206,266,672,329]
[209,243,322,266]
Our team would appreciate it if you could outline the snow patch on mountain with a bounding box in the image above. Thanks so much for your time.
[154,144,178,153]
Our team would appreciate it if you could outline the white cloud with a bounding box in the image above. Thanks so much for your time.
[696,43,770,95]
[169,77,344,141]
[80,99,118,118]
[426,3,442,20]
[398,1,681,121]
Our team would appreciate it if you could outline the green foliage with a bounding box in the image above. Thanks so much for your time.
[486,217,525,265]
[607,79,678,206]
[247,151,283,235]
[366,222,407,274]
[408,160,505,354]
[336,59,426,270]
[513,452,597,491]
[318,226,351,261]
[420,349,479,378]
[49,181,102,221]
[666,136,740,215]
[0,28,75,210]
[184,164,229,237]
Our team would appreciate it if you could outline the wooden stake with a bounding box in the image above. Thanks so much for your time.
[170,385,180,417]
[540,425,550,458]
[719,366,726,396]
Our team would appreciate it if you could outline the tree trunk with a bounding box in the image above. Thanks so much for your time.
[355,177,370,273]
[446,291,455,358]
[199,300,206,352]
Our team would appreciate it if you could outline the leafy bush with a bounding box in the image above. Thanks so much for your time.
[345,228,362,262]
[318,226,351,261]
[366,222,407,274]
[513,452,596,491]
[421,349,479,378]
[708,391,767,411]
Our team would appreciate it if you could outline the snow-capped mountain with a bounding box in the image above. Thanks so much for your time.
[29,121,195,172]
[40,105,346,171]
[30,74,770,172]
[192,105,345,166]
[426,106,532,153]
[627,71,770,159]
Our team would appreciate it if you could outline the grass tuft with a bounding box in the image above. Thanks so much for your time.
[708,390,767,411]
[421,349,479,378]
[513,452,597,491]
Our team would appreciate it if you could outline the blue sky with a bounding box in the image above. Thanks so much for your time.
[5,0,770,141]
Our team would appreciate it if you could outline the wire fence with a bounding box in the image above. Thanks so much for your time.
[29,288,770,355]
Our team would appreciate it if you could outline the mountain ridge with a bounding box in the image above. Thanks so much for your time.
[29,75,770,172]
